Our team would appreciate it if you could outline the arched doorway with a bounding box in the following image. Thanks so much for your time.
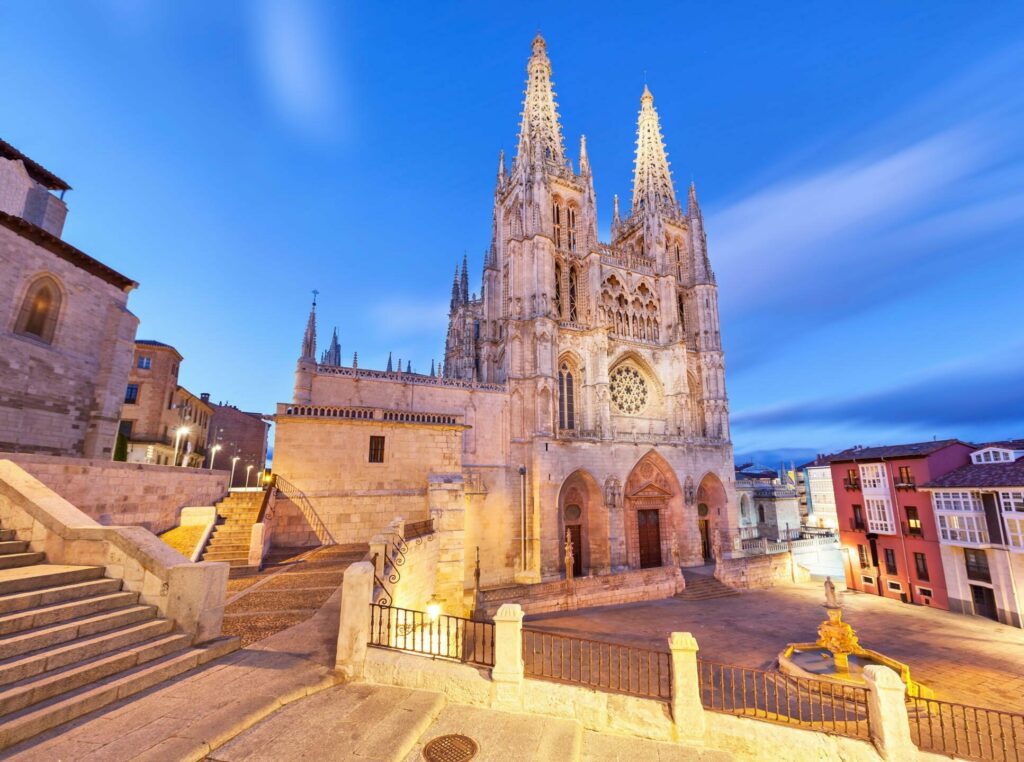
[696,473,728,563]
[624,452,683,569]
[557,470,606,577]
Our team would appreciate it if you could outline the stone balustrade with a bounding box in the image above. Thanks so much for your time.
[278,403,464,427]
[313,364,506,392]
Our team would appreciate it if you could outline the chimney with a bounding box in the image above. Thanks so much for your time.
[200,392,210,403]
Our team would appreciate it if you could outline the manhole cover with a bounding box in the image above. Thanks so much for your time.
[423,733,478,762]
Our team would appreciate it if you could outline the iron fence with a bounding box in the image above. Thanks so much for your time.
[521,629,671,700]
[907,695,1024,762]
[368,603,494,667]
[698,659,870,740]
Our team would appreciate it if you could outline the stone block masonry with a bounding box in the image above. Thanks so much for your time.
[1,452,228,534]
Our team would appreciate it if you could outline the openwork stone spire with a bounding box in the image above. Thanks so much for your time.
[300,292,317,360]
[320,327,341,366]
[631,86,678,216]
[515,34,565,168]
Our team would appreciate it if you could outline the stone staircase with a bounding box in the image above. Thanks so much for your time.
[677,569,740,601]
[0,526,238,750]
[201,491,264,567]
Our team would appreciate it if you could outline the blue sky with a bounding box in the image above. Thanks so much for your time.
[3,1,1023,463]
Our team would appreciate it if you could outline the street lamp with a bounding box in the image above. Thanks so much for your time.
[426,594,442,622]
[209,444,222,470]
[172,426,190,468]
[230,456,240,488]
[246,464,254,488]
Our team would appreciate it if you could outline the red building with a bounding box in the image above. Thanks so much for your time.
[830,440,973,610]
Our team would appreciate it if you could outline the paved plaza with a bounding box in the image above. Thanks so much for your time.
[525,580,1024,712]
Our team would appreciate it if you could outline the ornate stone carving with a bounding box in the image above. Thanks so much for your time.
[609,366,648,414]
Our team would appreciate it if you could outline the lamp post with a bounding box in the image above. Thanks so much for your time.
[246,464,254,488]
[230,456,240,488]
[209,444,222,470]
[172,426,190,468]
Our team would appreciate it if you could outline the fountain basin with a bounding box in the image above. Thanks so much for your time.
[778,642,931,698]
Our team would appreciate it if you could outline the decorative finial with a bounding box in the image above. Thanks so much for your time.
[312,289,319,307]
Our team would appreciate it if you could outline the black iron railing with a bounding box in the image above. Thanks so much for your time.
[698,659,870,740]
[521,629,671,701]
[368,603,495,667]
[907,695,1024,762]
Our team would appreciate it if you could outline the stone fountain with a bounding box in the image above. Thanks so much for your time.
[778,578,930,697]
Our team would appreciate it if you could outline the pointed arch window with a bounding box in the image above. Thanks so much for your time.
[568,266,578,322]
[554,262,563,317]
[567,206,577,252]
[15,275,62,344]
[558,362,575,430]
[552,201,562,248]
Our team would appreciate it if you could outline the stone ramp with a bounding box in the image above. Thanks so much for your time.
[677,569,740,601]
[0,526,239,750]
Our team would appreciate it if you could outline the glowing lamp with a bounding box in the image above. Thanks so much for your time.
[426,595,442,622]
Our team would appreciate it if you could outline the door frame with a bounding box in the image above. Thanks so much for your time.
[637,508,663,568]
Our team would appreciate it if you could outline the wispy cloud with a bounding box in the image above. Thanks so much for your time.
[248,0,345,141]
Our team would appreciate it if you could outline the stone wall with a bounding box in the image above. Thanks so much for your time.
[477,565,684,618]
[3,452,228,534]
[715,552,811,589]
[0,220,137,459]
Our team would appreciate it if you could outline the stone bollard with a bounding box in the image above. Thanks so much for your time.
[669,632,706,741]
[863,665,915,760]
[336,561,374,681]
[492,603,525,708]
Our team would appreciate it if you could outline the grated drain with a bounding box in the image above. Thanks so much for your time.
[422,733,478,762]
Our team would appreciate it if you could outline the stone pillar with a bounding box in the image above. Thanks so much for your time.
[336,561,374,680]
[863,665,915,760]
[492,603,525,708]
[669,632,706,740]
[428,474,467,616]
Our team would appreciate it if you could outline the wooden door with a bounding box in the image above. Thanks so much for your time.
[970,584,998,621]
[567,524,583,578]
[699,519,711,561]
[638,509,662,568]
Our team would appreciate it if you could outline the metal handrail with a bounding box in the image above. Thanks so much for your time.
[907,694,1024,761]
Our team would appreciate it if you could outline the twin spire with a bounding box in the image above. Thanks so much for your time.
[514,35,681,221]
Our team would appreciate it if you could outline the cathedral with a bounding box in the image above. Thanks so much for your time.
[273,35,737,608]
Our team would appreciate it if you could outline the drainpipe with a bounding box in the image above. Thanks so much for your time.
[519,465,527,571]
[885,460,916,605]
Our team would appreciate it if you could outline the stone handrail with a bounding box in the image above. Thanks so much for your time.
[0,460,227,643]
[278,403,463,427]
[313,364,506,392]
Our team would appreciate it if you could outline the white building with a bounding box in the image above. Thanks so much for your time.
[921,441,1024,628]
[801,456,838,530]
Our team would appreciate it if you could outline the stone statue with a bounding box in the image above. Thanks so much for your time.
[824,576,839,609]
[564,528,575,583]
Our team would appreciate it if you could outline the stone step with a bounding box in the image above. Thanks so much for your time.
[0,605,156,661]
[0,592,139,638]
[0,555,46,572]
[0,566,105,598]
[0,619,175,688]
[0,579,123,617]
[0,632,191,717]
[203,556,249,566]
[0,636,240,750]
[0,543,28,556]
[0,532,14,543]
[206,542,250,553]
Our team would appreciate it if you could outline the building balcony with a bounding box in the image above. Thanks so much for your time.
[894,478,917,490]
[843,477,860,491]
[848,517,866,532]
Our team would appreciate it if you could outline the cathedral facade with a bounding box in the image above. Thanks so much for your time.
[274,35,737,599]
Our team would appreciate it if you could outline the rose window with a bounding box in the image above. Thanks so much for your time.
[609,366,648,415]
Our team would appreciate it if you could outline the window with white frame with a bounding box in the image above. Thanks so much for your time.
[865,497,896,534]
[1005,517,1024,549]
[972,448,1015,464]
[999,491,1024,513]
[859,463,885,491]
[937,513,988,544]
[933,491,984,512]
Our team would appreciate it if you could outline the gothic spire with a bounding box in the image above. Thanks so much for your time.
[352,351,358,368]
[386,352,393,372]
[579,135,590,175]
[631,85,679,217]
[450,264,461,309]
[497,149,507,186]
[515,33,565,169]
[460,253,470,302]
[687,181,702,222]
[430,358,435,377]
[300,292,317,361]
[321,327,341,366]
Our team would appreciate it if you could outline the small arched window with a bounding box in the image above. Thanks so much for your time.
[15,275,62,344]
[558,362,575,430]
[758,504,766,523]
[568,266,578,322]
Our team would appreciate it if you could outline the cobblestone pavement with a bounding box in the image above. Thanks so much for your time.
[524,581,1024,712]
[222,544,366,646]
